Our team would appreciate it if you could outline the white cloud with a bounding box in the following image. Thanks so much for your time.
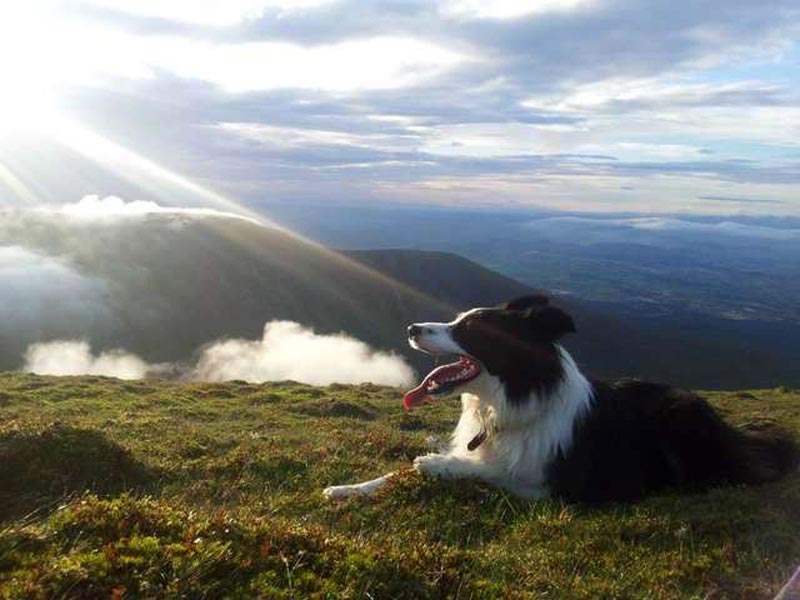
[524,215,800,241]
[0,245,111,331]
[418,122,587,158]
[20,321,415,386]
[58,194,262,224]
[522,78,783,113]
[387,170,798,216]
[623,217,800,240]
[313,159,437,171]
[214,123,418,152]
[417,122,709,161]
[149,36,467,93]
[583,142,710,161]
[83,0,334,26]
[522,78,800,148]
[1,6,467,97]
[23,340,160,379]
[442,0,597,20]
[194,321,415,386]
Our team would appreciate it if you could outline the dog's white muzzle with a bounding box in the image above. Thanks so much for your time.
[407,322,464,355]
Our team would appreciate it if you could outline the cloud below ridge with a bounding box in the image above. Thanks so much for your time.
[195,321,415,386]
[57,194,262,224]
[24,340,160,379]
[23,321,415,387]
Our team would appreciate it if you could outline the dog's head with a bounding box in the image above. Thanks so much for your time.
[403,295,576,409]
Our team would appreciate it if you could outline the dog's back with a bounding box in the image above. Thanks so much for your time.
[547,379,799,503]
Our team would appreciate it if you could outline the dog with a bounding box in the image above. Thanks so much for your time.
[323,295,798,503]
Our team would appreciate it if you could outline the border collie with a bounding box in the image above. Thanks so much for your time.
[324,296,798,503]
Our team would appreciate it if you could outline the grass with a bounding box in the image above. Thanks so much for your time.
[0,373,798,599]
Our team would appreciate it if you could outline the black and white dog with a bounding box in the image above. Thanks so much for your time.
[324,296,798,503]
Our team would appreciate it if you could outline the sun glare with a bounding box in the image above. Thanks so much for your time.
[0,89,55,137]
[0,3,60,137]
[0,3,449,311]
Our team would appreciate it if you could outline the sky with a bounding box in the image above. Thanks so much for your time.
[0,0,798,216]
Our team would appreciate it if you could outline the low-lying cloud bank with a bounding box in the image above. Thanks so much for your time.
[195,321,414,386]
[524,215,800,241]
[58,194,262,225]
[0,246,111,334]
[23,341,167,380]
[22,321,415,387]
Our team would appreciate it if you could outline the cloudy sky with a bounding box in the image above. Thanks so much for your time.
[0,0,798,216]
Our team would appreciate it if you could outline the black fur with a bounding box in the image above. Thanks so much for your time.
[501,294,551,311]
[452,298,574,405]
[547,379,800,503]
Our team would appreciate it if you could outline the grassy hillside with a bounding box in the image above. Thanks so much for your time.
[1,373,798,599]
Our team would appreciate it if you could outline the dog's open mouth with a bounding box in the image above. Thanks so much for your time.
[403,355,481,410]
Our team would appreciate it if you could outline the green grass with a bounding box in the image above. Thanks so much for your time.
[0,373,798,599]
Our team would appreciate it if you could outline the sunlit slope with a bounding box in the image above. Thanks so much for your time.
[0,213,459,371]
[0,373,798,598]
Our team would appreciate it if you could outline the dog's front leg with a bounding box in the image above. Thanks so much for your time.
[322,473,395,500]
[413,453,499,481]
[413,454,549,498]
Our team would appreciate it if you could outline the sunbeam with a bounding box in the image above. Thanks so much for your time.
[2,105,453,314]
[0,160,38,206]
[44,115,269,225]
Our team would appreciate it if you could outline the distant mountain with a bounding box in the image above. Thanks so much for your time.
[343,249,529,308]
[265,203,800,323]
[1,209,797,388]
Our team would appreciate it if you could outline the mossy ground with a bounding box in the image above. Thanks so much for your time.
[0,373,798,598]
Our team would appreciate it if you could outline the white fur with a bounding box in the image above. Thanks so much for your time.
[322,474,394,499]
[408,308,488,356]
[323,318,594,500]
[431,346,593,497]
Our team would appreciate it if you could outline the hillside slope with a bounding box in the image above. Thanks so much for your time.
[0,213,459,373]
[1,373,798,598]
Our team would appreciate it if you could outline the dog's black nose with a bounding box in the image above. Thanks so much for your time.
[408,324,422,338]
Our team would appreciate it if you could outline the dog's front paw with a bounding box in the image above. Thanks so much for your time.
[413,453,453,478]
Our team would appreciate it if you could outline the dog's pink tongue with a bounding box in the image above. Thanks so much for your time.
[402,383,430,411]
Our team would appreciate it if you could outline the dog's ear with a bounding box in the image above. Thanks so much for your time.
[501,294,550,312]
[528,305,576,339]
